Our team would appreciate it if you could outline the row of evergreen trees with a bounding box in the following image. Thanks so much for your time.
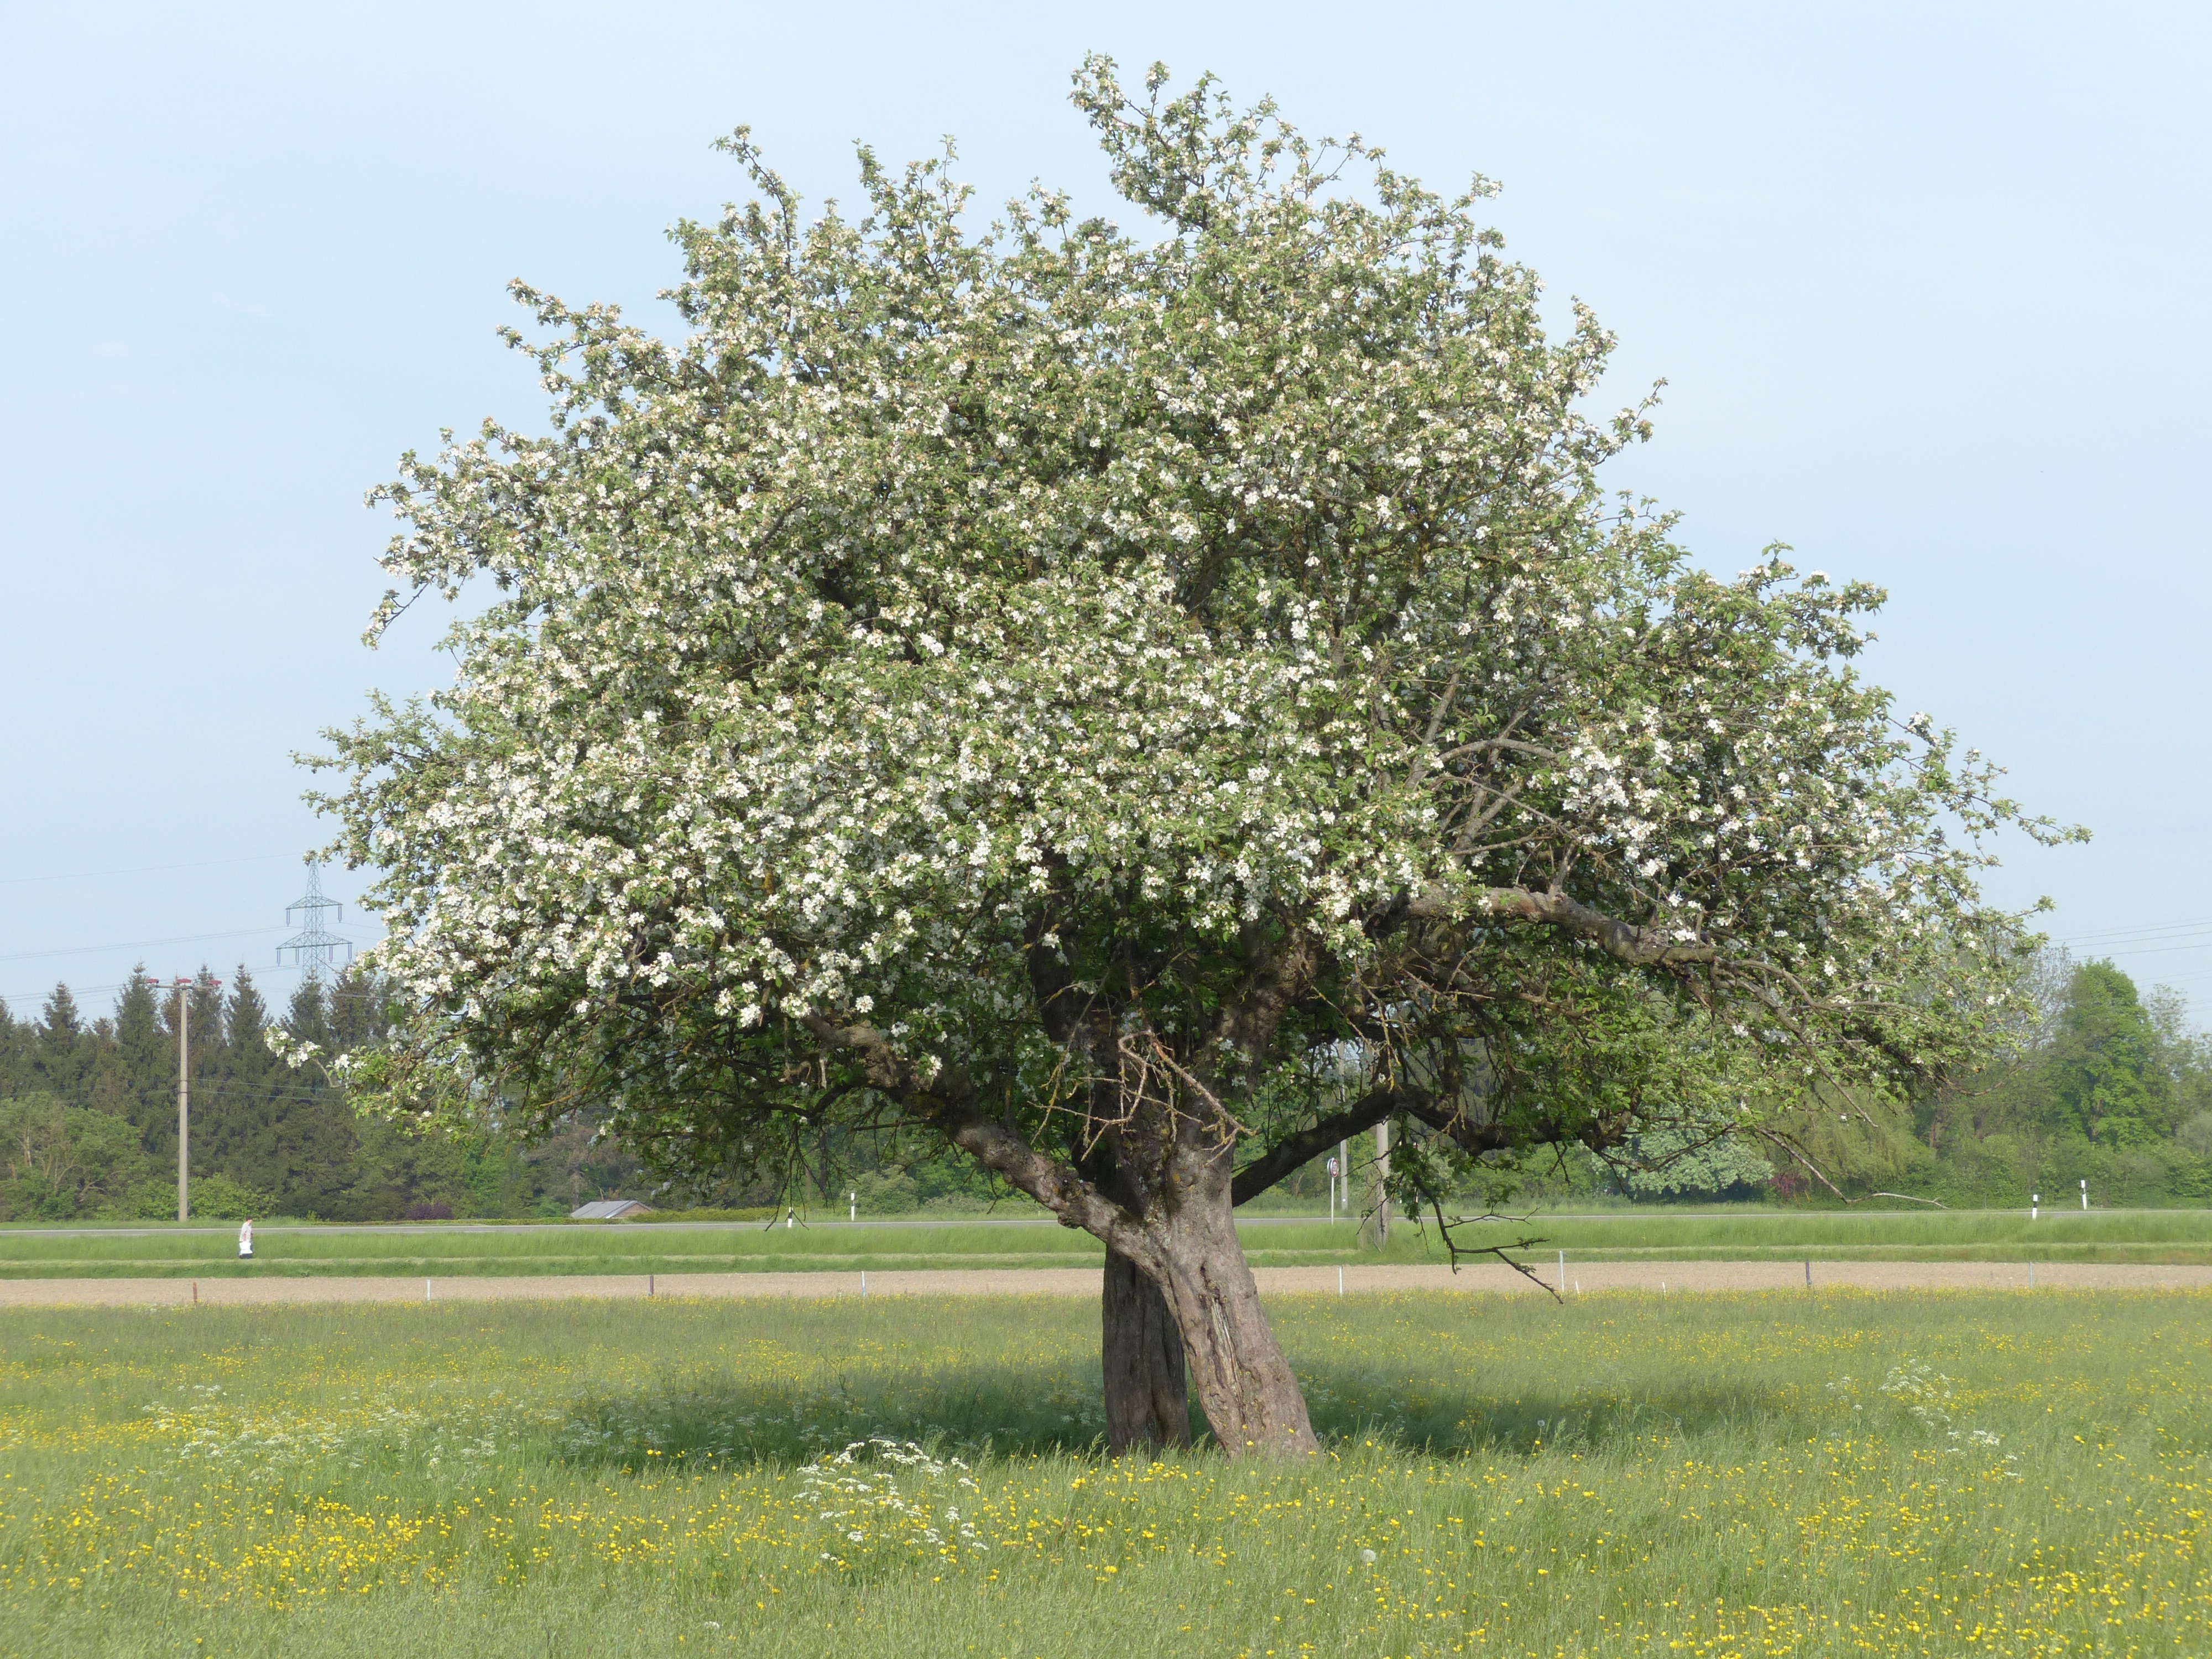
[4,955,2207,1220]
[0,967,643,1221]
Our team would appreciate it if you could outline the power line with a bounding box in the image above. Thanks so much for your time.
[2127,964,2212,986]
[2059,919,2212,946]
[0,963,384,1010]
[0,978,142,1006]
[0,852,302,886]
[0,926,286,965]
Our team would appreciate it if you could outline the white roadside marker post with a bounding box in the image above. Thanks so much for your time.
[2080,1178,2088,1212]
[1337,1266,1344,1297]
[1557,1251,1566,1295]
[2031,1193,2039,1222]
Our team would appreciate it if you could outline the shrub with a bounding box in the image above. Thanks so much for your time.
[0,1097,150,1220]
[1623,1128,1774,1200]
[851,1170,919,1215]
[176,1177,279,1230]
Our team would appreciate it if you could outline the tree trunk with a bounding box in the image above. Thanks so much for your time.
[1146,1195,1318,1456]
[1008,925,1323,1458]
[1100,1247,1190,1454]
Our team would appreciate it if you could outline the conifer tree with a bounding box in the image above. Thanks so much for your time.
[209,967,365,1211]
[0,1000,27,1099]
[285,979,333,1052]
[107,969,173,1148]
[32,985,89,1101]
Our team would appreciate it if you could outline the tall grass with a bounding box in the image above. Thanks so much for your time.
[3,1287,2208,1655]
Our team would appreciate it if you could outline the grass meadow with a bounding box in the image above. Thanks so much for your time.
[3,1207,2210,1279]
[2,1288,2207,1657]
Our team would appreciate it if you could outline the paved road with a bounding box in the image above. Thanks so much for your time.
[1,1216,1324,1239]
[2,1207,2166,1240]
[5,1260,2208,1309]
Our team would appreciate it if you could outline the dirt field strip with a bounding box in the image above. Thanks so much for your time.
[4,1259,2210,1309]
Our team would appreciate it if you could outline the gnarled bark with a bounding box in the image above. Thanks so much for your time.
[1085,1122,1316,1456]
[1016,914,1322,1457]
[1144,1192,1317,1454]
[1088,1139,1192,1454]
[1102,1247,1190,1453]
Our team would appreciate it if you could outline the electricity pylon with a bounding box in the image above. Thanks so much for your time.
[276,863,353,983]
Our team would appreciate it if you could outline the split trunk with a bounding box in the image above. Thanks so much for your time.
[1095,1175,1316,1458]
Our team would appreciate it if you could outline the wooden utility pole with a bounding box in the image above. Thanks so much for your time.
[1360,1121,1392,1249]
[146,975,218,1223]
[176,983,189,1222]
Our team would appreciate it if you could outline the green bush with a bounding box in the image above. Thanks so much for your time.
[850,1170,920,1215]
[1623,1129,1773,1200]
[191,1175,275,1220]
[0,1097,152,1221]
[1924,1133,2029,1208]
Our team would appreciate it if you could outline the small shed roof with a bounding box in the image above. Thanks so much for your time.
[570,1199,653,1220]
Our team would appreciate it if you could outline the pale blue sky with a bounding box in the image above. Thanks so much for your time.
[3,1,2206,1017]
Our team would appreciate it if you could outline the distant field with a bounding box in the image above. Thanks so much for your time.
[3,1288,2206,1656]
[4,1206,2209,1277]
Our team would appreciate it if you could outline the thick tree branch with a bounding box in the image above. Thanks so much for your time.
[1214,923,1322,1060]
[1022,899,1090,1048]
[1232,1079,1653,1207]
[802,1010,1158,1264]
[1229,1086,1425,1206]
[931,1095,1160,1261]
[800,1013,974,1102]
[1400,1095,1531,1155]
[1407,885,1717,968]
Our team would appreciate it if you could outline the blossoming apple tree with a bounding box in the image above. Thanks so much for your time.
[309,59,2070,1455]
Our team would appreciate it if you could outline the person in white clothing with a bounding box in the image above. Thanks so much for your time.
[238,1219,253,1259]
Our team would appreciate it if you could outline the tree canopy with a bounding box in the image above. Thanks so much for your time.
[312,59,2069,1453]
